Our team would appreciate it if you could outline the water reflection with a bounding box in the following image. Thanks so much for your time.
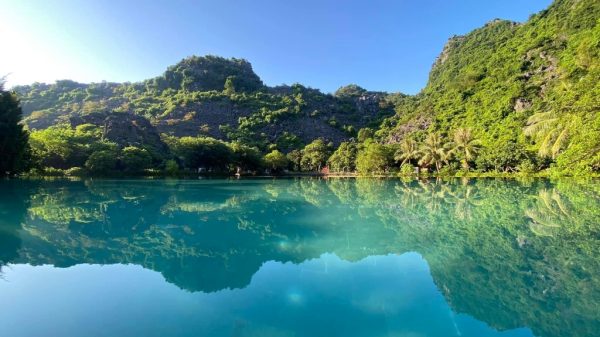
[0,180,28,270]
[0,178,599,337]
[0,253,538,337]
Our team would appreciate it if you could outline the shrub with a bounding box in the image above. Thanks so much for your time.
[264,150,289,172]
[85,150,118,173]
[65,167,86,176]
[398,164,414,176]
[517,160,536,175]
[165,160,179,176]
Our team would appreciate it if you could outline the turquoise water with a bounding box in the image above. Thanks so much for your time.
[0,178,598,337]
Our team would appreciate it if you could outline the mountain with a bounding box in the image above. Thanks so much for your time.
[10,0,599,174]
[13,55,394,151]
[377,0,599,172]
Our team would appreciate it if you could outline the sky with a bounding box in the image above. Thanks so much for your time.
[0,0,552,94]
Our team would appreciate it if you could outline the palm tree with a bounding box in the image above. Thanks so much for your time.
[523,111,576,159]
[418,133,449,173]
[449,128,481,170]
[393,138,419,165]
[525,188,571,237]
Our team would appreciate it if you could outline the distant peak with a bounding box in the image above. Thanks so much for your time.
[432,35,466,68]
[150,55,264,93]
[334,84,367,97]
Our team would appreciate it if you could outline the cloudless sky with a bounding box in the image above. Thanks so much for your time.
[0,0,552,94]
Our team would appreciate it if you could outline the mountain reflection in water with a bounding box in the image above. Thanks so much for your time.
[0,178,598,337]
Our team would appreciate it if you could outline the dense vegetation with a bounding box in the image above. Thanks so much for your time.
[3,0,599,177]
[377,0,600,175]
[0,81,29,175]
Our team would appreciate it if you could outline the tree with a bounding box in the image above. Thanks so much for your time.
[300,139,331,171]
[286,150,302,171]
[230,142,263,171]
[29,126,76,169]
[264,150,288,172]
[85,149,118,173]
[29,124,101,169]
[418,133,450,173]
[393,138,419,166]
[357,128,374,142]
[120,146,152,173]
[524,111,577,159]
[475,140,529,172]
[334,84,367,97]
[0,81,29,175]
[327,141,357,172]
[164,159,179,176]
[449,128,481,170]
[223,76,236,95]
[167,136,232,171]
[356,142,391,175]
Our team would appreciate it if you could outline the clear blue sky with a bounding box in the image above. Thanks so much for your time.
[0,0,552,94]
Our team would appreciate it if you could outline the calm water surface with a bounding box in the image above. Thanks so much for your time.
[0,178,598,337]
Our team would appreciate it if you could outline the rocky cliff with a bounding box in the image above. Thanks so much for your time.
[14,56,394,150]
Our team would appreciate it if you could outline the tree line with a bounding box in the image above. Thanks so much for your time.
[0,80,596,177]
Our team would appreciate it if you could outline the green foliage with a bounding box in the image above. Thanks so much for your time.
[286,150,302,171]
[0,82,29,174]
[376,0,600,175]
[357,128,374,142]
[275,132,303,152]
[164,159,179,176]
[475,141,530,172]
[152,55,263,93]
[263,150,288,171]
[334,84,367,98]
[356,142,392,175]
[517,159,537,174]
[29,124,103,169]
[300,139,331,171]
[120,146,152,173]
[327,141,357,172]
[85,149,118,173]
[223,76,236,96]
[64,167,86,177]
[398,163,415,176]
[165,135,232,171]
[8,0,600,177]
[393,138,419,166]
[418,133,450,173]
[554,110,600,173]
[449,128,481,170]
[230,142,263,171]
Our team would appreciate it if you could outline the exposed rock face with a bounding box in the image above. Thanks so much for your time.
[514,98,532,112]
[15,55,396,149]
[386,115,431,144]
[355,93,387,120]
[151,90,393,146]
[70,112,168,153]
[154,100,254,139]
[260,117,348,146]
[432,35,466,68]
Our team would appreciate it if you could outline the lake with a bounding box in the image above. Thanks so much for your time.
[0,178,598,337]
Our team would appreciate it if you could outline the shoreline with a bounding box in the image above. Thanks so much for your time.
[7,171,600,180]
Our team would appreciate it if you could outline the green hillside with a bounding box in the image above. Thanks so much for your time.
[377,0,600,174]
[13,55,393,150]
[5,0,599,176]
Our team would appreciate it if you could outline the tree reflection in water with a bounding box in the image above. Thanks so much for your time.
[0,177,598,337]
